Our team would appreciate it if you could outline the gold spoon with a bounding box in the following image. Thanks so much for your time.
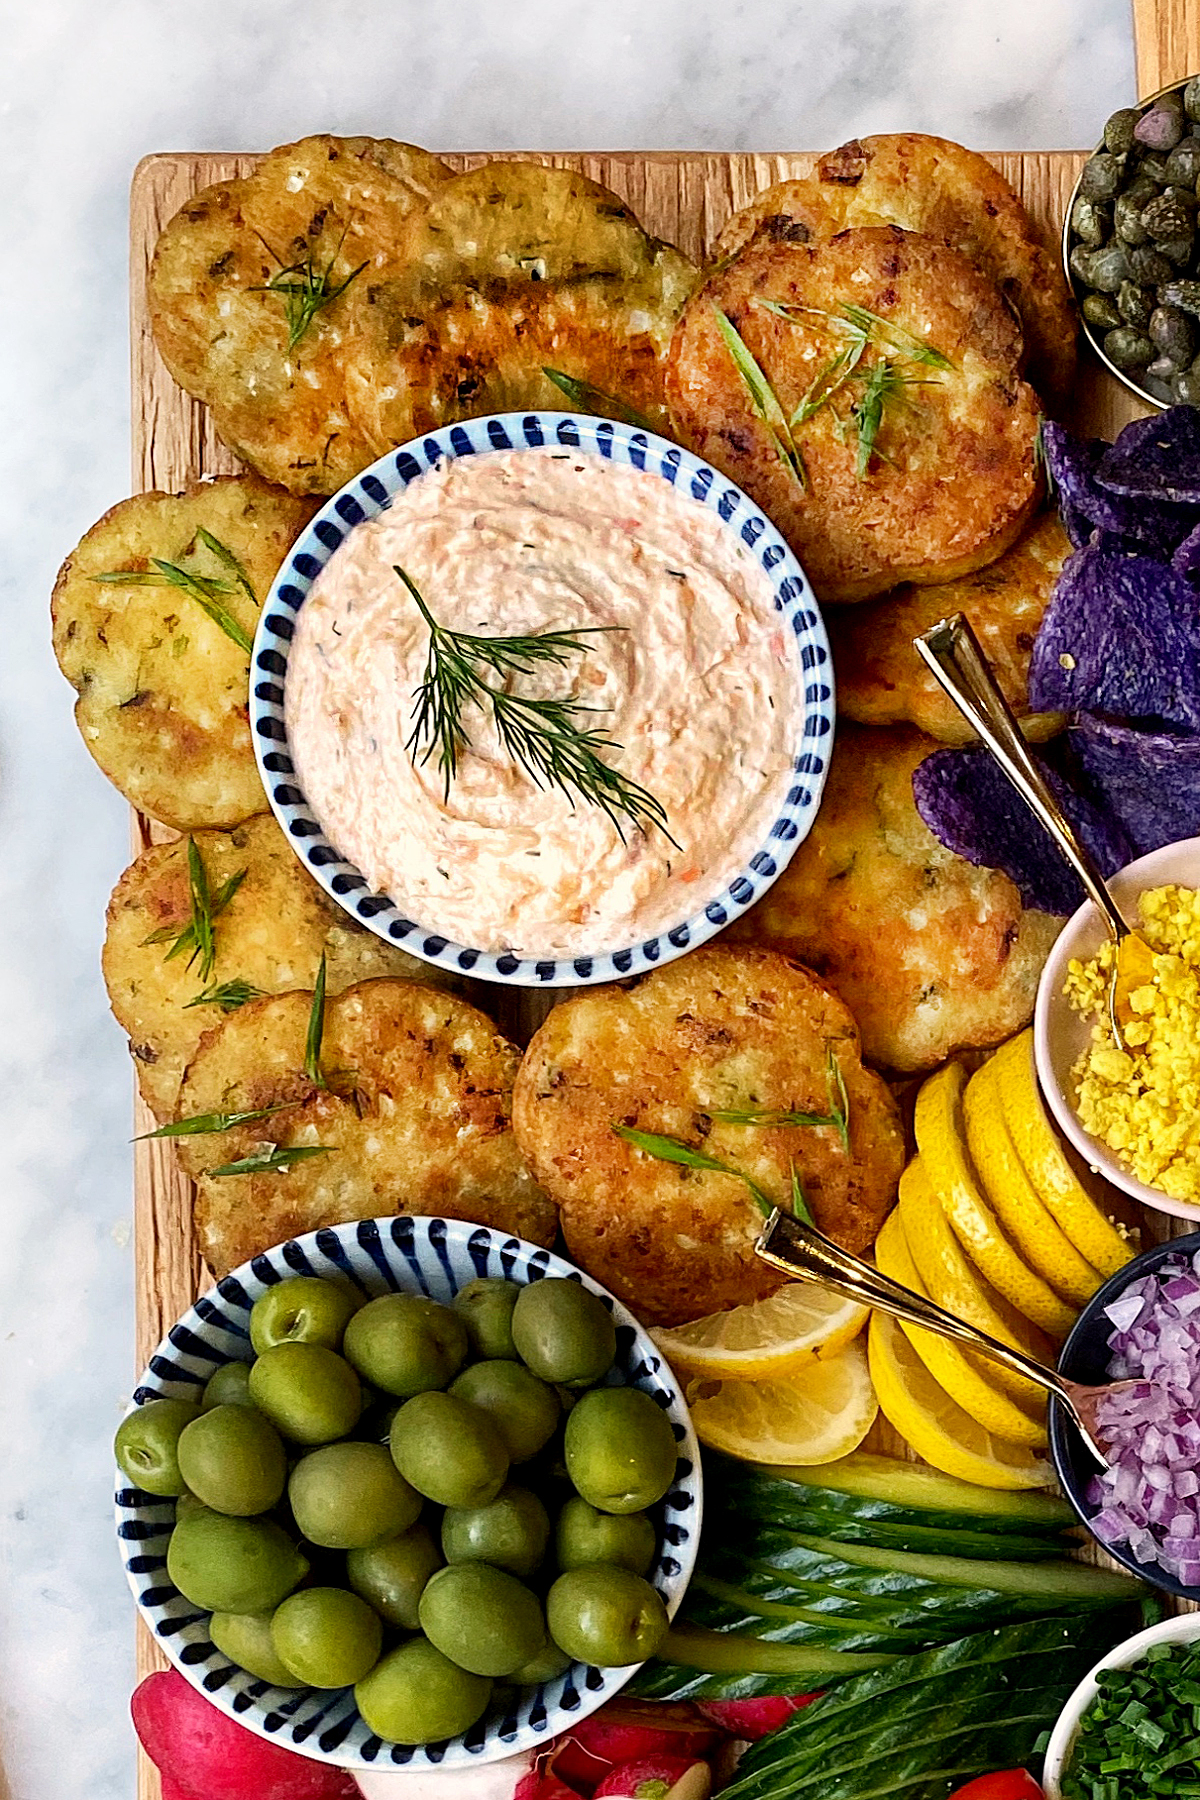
[912,612,1156,1051]
[755,1208,1141,1464]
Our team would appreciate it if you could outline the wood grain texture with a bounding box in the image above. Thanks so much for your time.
[1134,0,1200,95]
[126,145,1152,1797]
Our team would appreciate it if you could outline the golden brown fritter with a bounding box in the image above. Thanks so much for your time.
[830,510,1072,743]
[103,815,452,1120]
[714,134,1076,402]
[177,979,556,1276]
[512,947,904,1325]
[667,226,1041,604]
[728,726,1063,1073]
[149,137,449,493]
[51,475,313,829]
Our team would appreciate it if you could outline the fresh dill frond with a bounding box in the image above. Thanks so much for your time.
[141,838,246,983]
[93,529,257,654]
[541,368,655,431]
[712,308,806,487]
[183,978,264,1013]
[136,1102,292,1140]
[612,1124,775,1218]
[208,1144,335,1178]
[251,225,367,350]
[399,566,675,845]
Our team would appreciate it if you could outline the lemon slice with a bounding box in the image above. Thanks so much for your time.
[992,1030,1135,1279]
[652,1283,869,1382]
[867,1311,1053,1490]
[964,1058,1103,1309]
[915,1063,1076,1338]
[873,1208,1047,1448]
[898,1157,1051,1412]
[684,1338,877,1465]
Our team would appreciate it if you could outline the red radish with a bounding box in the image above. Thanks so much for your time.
[594,1756,711,1800]
[132,1670,358,1800]
[514,1761,588,1800]
[696,1694,820,1739]
[551,1701,719,1786]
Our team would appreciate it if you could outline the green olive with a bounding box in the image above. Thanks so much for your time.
[452,1277,521,1361]
[288,1441,423,1549]
[546,1566,669,1668]
[441,1485,551,1578]
[249,1277,362,1355]
[176,1404,288,1516]
[564,1387,677,1513]
[556,1495,657,1575]
[167,1510,308,1613]
[419,1562,546,1677]
[449,1360,560,1462]
[270,1587,382,1688]
[511,1641,573,1686]
[343,1294,468,1398]
[247,1342,361,1445]
[390,1392,509,1507]
[115,1398,201,1497]
[511,1280,616,1387]
[201,1362,254,1410]
[355,1640,492,1746]
[209,1610,299,1687]
[347,1524,443,1630]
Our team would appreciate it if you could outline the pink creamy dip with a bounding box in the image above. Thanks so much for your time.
[285,448,798,957]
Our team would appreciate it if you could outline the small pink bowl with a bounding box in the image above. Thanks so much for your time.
[1033,835,1200,1223]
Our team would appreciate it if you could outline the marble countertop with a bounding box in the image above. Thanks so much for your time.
[0,1,1135,1794]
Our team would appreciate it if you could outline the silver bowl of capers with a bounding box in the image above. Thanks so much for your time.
[1064,77,1200,409]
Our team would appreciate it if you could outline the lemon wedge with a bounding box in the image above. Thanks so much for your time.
[873,1208,1047,1448]
[652,1283,869,1383]
[964,1058,1104,1308]
[915,1062,1076,1338]
[867,1310,1053,1490]
[898,1157,1051,1412]
[991,1030,1135,1279]
[684,1338,877,1465]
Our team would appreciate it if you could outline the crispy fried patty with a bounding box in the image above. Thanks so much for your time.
[177,978,556,1276]
[512,947,904,1325]
[667,226,1041,604]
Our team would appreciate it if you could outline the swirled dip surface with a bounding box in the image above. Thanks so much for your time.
[285,449,798,956]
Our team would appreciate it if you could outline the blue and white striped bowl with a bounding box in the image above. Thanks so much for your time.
[250,411,834,988]
[115,1216,702,1773]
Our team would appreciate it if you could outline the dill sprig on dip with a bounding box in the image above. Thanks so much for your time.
[398,565,676,844]
[611,1124,815,1225]
[251,226,368,351]
[93,527,257,654]
[141,837,246,984]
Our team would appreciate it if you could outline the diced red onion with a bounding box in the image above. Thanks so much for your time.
[1090,1256,1200,1588]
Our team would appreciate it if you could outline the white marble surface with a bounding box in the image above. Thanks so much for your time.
[0,2,1136,1795]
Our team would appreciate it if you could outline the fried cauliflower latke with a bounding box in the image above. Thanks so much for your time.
[149,137,450,494]
[512,947,904,1325]
[667,226,1041,604]
[715,134,1076,402]
[103,815,449,1120]
[51,475,313,829]
[177,979,556,1277]
[729,726,1063,1073]
[830,510,1072,743]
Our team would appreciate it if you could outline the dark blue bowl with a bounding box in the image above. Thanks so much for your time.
[1049,1229,1200,1599]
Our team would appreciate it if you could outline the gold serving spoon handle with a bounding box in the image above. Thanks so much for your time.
[754,1208,1136,1465]
[912,611,1153,1051]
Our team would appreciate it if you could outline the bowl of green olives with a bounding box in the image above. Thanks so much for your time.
[1066,78,1200,407]
[114,1216,701,1774]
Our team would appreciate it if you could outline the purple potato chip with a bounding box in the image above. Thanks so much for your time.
[912,743,1133,915]
[1096,405,1200,504]
[1070,714,1200,857]
[1028,538,1200,730]
[1174,519,1200,587]
[1042,420,1199,556]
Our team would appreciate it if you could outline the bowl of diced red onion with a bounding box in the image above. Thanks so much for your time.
[1050,1231,1200,1597]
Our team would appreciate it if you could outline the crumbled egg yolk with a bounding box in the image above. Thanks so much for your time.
[1063,883,1200,1200]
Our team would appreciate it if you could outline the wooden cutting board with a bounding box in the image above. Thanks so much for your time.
[125,142,1156,1800]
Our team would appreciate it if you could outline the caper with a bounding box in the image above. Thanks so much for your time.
[1086,244,1132,292]
[1079,152,1122,201]
[1185,77,1200,123]
[1140,192,1189,240]
[1140,154,1171,184]
[1162,278,1200,315]
[1150,303,1197,365]
[1069,244,1097,285]
[1070,195,1108,247]
[1104,107,1140,155]
[1136,104,1185,153]
[1116,280,1155,327]
[1114,190,1151,245]
[1148,353,1179,381]
[1082,292,1123,331]
[1160,231,1195,267]
[1130,244,1175,283]
[1173,368,1200,403]
[1103,326,1155,370]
